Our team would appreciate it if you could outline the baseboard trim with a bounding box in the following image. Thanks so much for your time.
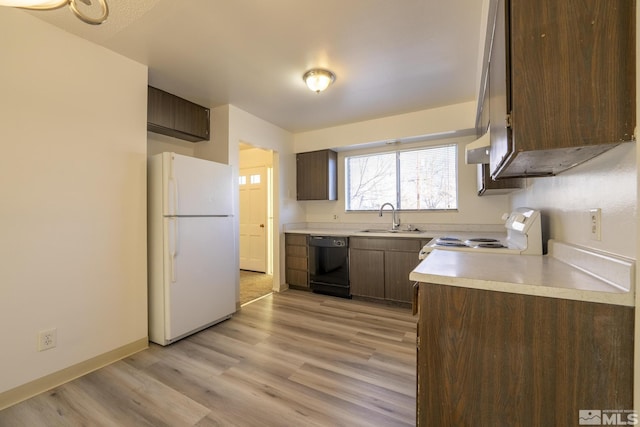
[0,337,148,411]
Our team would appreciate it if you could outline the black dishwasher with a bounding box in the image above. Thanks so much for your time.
[308,236,350,298]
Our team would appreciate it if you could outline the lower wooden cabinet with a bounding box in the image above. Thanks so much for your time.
[416,282,634,426]
[350,249,384,298]
[350,237,425,303]
[384,251,420,302]
[285,233,309,289]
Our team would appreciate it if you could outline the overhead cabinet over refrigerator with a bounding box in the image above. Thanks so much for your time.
[148,152,236,346]
[147,86,210,142]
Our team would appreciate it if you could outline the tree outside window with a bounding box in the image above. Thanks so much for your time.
[345,144,457,211]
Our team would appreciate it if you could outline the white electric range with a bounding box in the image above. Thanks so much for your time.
[419,208,543,259]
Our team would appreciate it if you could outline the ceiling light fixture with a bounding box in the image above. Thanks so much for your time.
[303,69,336,93]
[0,0,109,25]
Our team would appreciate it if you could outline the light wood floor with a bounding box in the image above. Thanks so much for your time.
[0,290,417,426]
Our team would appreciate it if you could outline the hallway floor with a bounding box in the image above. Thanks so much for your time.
[239,270,273,305]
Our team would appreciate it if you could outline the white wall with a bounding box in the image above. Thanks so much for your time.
[293,101,511,227]
[0,8,148,397]
[147,132,196,157]
[239,147,274,168]
[226,106,303,290]
[511,142,636,258]
[294,101,477,152]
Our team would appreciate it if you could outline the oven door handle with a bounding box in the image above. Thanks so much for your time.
[412,282,419,316]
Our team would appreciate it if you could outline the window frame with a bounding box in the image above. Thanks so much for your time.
[344,143,459,212]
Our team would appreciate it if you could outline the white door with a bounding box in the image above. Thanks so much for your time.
[164,216,235,342]
[239,167,267,272]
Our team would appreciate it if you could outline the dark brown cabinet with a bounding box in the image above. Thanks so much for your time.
[349,248,385,299]
[350,237,424,303]
[147,86,210,142]
[476,163,522,196]
[284,233,309,289]
[487,0,635,179]
[296,150,337,200]
[416,283,634,426]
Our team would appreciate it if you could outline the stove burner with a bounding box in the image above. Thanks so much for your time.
[473,242,506,249]
[466,238,500,243]
[464,238,506,249]
[434,237,468,248]
[435,241,469,248]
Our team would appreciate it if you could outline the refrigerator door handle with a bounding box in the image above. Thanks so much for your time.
[169,217,178,282]
[168,178,178,216]
[168,154,177,216]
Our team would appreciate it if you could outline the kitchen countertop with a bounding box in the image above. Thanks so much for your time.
[285,228,433,238]
[410,241,635,306]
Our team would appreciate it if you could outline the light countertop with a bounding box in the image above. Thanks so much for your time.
[285,228,433,238]
[410,244,635,306]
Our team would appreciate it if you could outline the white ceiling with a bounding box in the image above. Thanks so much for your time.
[27,0,485,133]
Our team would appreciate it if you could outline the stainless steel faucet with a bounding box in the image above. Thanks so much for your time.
[379,203,400,230]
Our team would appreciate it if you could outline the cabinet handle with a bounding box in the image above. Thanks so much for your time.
[412,282,419,316]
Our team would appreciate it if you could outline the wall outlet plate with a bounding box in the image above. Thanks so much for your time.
[589,208,601,241]
[38,328,57,351]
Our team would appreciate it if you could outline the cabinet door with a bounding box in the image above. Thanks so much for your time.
[417,283,634,426]
[477,163,522,196]
[384,251,419,303]
[489,0,635,179]
[285,268,308,287]
[147,86,174,130]
[488,0,510,178]
[296,150,337,200]
[349,249,384,298]
[173,98,210,140]
[285,234,309,288]
[147,86,210,142]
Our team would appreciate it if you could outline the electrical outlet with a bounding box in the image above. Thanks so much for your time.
[589,208,601,241]
[332,214,339,221]
[38,328,57,351]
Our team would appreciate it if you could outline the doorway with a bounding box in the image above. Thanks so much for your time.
[239,143,274,305]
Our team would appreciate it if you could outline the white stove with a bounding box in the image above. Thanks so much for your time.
[419,208,543,259]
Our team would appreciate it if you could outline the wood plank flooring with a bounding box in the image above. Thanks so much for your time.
[0,290,417,426]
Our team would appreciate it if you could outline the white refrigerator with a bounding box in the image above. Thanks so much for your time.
[148,152,236,346]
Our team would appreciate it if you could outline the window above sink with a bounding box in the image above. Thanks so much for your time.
[345,144,458,212]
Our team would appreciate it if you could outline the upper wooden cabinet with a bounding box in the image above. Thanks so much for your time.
[296,149,337,201]
[476,164,522,196]
[147,86,210,142]
[487,0,635,179]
